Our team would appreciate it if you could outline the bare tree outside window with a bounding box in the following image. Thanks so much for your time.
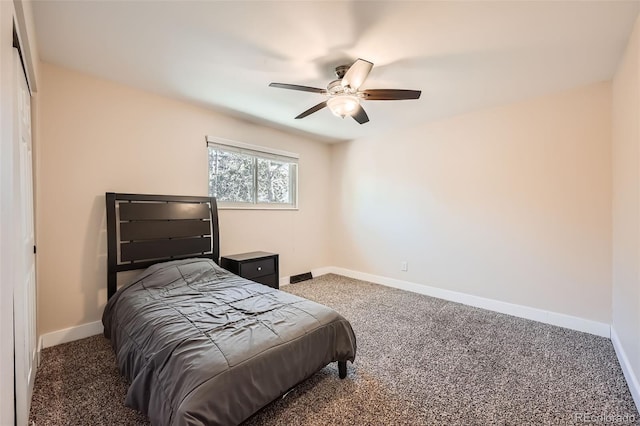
[208,144,297,208]
[257,158,290,203]
[208,149,255,203]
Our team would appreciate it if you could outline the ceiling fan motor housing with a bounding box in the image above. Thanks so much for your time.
[335,65,350,79]
[327,79,344,95]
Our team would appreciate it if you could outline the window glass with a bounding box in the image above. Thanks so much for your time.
[257,158,292,204]
[207,143,298,209]
[208,149,255,203]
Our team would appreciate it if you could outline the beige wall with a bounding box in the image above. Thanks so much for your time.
[612,15,640,398]
[36,62,331,334]
[330,82,612,323]
[36,55,622,342]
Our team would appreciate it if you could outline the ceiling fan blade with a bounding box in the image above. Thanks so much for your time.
[295,101,327,119]
[362,89,421,100]
[352,105,369,124]
[341,59,373,90]
[269,83,327,94]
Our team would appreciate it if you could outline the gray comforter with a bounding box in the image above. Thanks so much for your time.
[102,258,356,426]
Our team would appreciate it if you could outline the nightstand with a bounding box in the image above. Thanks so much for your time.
[220,251,279,289]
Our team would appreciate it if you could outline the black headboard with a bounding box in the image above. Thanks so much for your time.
[105,192,220,299]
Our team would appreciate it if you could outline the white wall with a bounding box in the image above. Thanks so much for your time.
[330,82,612,324]
[36,62,331,335]
[612,15,640,407]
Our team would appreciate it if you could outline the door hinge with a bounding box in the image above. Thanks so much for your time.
[33,245,36,254]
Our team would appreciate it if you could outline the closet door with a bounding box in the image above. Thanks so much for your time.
[13,47,37,426]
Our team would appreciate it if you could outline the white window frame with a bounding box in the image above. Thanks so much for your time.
[206,136,299,210]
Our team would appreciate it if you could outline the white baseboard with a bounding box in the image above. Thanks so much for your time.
[328,267,611,338]
[36,336,42,367]
[611,327,640,412]
[40,321,103,349]
[311,266,333,277]
[37,267,610,352]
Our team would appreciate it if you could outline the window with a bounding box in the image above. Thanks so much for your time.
[207,137,298,209]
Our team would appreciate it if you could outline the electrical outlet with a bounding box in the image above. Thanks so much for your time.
[401,261,408,272]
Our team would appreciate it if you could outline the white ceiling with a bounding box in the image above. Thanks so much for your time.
[33,0,640,143]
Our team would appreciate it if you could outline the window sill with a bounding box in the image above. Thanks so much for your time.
[218,205,299,211]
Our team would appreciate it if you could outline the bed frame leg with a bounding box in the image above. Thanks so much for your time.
[338,361,347,379]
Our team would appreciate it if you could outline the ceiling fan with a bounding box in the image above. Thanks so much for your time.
[269,58,421,125]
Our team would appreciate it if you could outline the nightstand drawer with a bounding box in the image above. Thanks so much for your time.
[240,258,275,279]
[252,274,278,287]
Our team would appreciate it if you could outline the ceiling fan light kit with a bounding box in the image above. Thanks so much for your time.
[269,58,421,125]
[327,95,360,117]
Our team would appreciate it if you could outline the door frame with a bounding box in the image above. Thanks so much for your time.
[0,2,38,424]
[0,4,17,425]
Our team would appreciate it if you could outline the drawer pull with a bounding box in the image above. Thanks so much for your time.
[257,267,262,271]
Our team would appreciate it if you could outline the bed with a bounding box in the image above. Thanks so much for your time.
[101,193,357,426]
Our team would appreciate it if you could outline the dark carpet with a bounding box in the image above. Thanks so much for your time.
[30,274,639,425]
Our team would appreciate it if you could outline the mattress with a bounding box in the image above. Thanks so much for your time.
[102,258,356,425]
